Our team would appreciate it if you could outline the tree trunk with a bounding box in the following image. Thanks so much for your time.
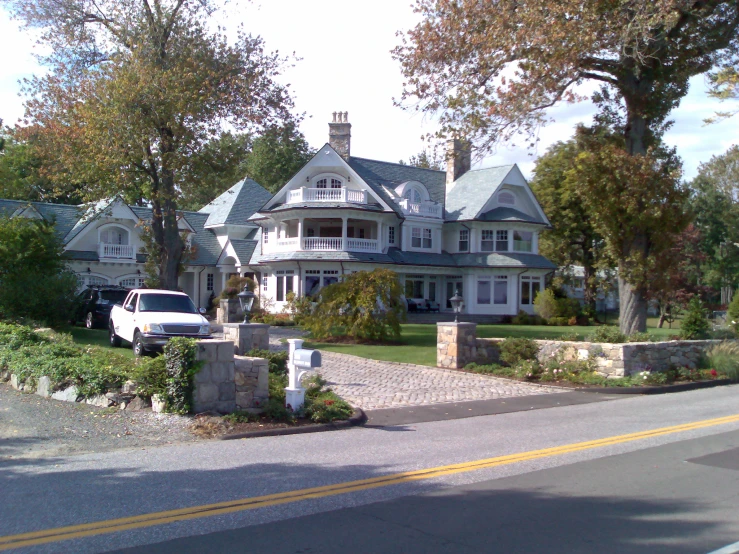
[159,168,183,291]
[618,273,648,334]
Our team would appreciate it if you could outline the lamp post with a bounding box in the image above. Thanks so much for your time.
[237,286,255,324]
[450,289,464,323]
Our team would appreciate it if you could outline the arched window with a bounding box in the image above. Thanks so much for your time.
[316,179,327,189]
[404,188,422,203]
[100,226,129,245]
[498,191,515,205]
[331,178,342,189]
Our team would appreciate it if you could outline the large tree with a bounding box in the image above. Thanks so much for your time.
[572,144,690,333]
[530,126,610,316]
[394,0,739,331]
[4,0,296,288]
[242,122,314,194]
[690,145,739,304]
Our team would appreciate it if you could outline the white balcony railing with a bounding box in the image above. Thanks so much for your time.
[286,187,367,205]
[98,243,135,259]
[270,237,380,253]
[302,237,344,251]
[399,199,443,218]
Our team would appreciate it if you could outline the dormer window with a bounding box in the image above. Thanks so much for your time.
[498,191,515,205]
[404,188,422,203]
[314,176,343,189]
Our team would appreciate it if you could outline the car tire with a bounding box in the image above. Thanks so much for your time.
[133,330,146,357]
[85,312,95,329]
[109,322,122,348]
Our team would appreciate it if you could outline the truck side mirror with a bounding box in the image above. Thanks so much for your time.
[198,307,206,315]
[124,304,135,313]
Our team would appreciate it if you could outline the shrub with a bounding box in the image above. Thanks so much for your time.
[0,217,78,326]
[131,355,168,398]
[705,341,739,381]
[283,291,314,324]
[511,310,530,325]
[302,269,406,341]
[162,338,201,414]
[548,317,570,326]
[219,275,256,300]
[533,288,559,320]
[710,328,738,340]
[591,325,627,343]
[680,297,710,340]
[246,349,288,375]
[499,337,539,366]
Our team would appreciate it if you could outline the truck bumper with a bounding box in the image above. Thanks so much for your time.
[141,334,213,350]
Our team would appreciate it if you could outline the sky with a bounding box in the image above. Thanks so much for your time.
[0,0,737,182]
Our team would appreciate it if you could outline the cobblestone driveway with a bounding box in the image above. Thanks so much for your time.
[265,329,562,410]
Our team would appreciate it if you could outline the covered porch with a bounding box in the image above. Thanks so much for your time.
[273,217,382,253]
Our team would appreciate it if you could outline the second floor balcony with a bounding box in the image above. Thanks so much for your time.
[98,243,135,260]
[266,217,382,254]
[398,199,443,218]
[286,186,367,205]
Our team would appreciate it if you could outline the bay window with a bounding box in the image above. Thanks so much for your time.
[513,230,533,252]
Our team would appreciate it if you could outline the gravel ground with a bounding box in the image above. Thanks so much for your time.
[0,383,201,460]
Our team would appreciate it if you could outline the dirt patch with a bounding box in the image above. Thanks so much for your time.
[0,383,201,460]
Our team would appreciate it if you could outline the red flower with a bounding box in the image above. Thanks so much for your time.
[710,369,718,377]
[324,400,335,406]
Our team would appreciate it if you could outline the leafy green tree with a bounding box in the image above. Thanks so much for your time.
[243,122,314,194]
[679,297,710,340]
[531,126,611,315]
[303,269,406,342]
[5,0,297,289]
[0,217,78,325]
[689,145,739,305]
[393,0,739,332]
[706,65,739,123]
[571,144,690,334]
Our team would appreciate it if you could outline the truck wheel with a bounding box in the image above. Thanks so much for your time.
[85,312,95,329]
[109,322,122,347]
[133,331,147,357]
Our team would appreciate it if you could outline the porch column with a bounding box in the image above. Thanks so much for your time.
[298,217,304,250]
[221,271,227,293]
[533,232,539,254]
[342,217,348,250]
[377,220,382,251]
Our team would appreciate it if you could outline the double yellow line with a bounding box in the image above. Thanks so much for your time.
[2,413,739,551]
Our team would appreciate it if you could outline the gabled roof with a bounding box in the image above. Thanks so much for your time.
[347,156,446,215]
[0,199,84,240]
[477,206,541,223]
[445,165,514,222]
[131,207,222,266]
[230,238,259,266]
[199,178,272,227]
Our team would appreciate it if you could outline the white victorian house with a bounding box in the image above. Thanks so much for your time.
[0,113,556,320]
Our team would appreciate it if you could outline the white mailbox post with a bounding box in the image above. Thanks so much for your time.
[285,338,322,412]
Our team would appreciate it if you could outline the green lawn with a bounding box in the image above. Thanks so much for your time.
[306,321,681,367]
[61,325,136,359]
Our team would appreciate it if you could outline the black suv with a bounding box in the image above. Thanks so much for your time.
[73,285,131,329]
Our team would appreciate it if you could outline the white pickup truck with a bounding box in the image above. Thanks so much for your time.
[109,289,211,356]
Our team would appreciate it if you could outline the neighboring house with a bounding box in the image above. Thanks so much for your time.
[558,265,620,312]
[0,112,557,319]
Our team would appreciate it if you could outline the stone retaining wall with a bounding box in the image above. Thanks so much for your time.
[437,322,724,377]
[217,299,243,324]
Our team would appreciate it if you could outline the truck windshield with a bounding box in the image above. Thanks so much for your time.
[100,291,129,304]
[138,294,197,313]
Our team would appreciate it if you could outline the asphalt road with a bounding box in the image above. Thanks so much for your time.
[2,385,739,553]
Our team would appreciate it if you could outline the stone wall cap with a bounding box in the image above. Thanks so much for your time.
[197,339,234,345]
[436,322,478,327]
[222,322,271,329]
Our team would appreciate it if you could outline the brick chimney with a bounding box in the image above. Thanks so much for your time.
[446,138,471,189]
[329,111,351,160]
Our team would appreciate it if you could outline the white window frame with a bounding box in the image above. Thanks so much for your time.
[459,229,469,251]
[207,274,214,292]
[513,230,532,252]
[477,280,491,305]
[388,226,395,245]
[494,275,509,305]
[496,230,509,252]
[481,229,494,252]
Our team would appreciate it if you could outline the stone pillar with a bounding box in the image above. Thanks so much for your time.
[193,339,236,414]
[217,299,243,324]
[437,322,478,369]
[222,323,270,355]
[234,356,269,412]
